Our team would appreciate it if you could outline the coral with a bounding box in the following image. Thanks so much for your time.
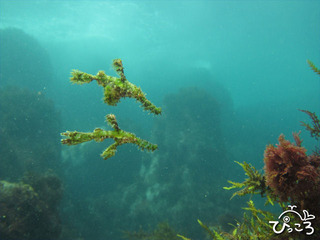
[70,59,161,115]
[61,114,158,160]
[264,134,320,204]
[62,59,161,160]
[0,174,63,240]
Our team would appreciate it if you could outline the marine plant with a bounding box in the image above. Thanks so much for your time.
[299,60,320,144]
[299,109,320,143]
[190,201,276,240]
[223,161,266,200]
[178,60,320,239]
[209,133,319,240]
[61,59,161,159]
[264,133,320,205]
[307,59,320,75]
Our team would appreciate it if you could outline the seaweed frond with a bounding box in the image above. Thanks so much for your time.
[307,59,320,75]
[194,201,277,240]
[177,234,192,240]
[230,201,277,240]
[197,219,224,240]
[223,161,266,200]
[299,110,320,141]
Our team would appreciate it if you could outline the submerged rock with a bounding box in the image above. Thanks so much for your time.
[0,174,62,240]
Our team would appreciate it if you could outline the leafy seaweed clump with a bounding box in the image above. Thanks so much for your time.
[178,201,279,240]
[178,60,320,240]
[223,161,267,201]
[299,109,320,141]
[299,60,320,153]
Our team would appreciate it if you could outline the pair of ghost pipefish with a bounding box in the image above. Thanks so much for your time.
[61,59,161,160]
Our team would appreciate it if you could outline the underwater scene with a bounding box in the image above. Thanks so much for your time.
[0,1,319,240]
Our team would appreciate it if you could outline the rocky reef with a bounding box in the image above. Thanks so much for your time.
[0,27,64,239]
[0,28,53,92]
[191,60,320,240]
[0,86,62,180]
[120,86,238,238]
[0,172,63,240]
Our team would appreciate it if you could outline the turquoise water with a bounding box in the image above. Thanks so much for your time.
[0,1,319,239]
